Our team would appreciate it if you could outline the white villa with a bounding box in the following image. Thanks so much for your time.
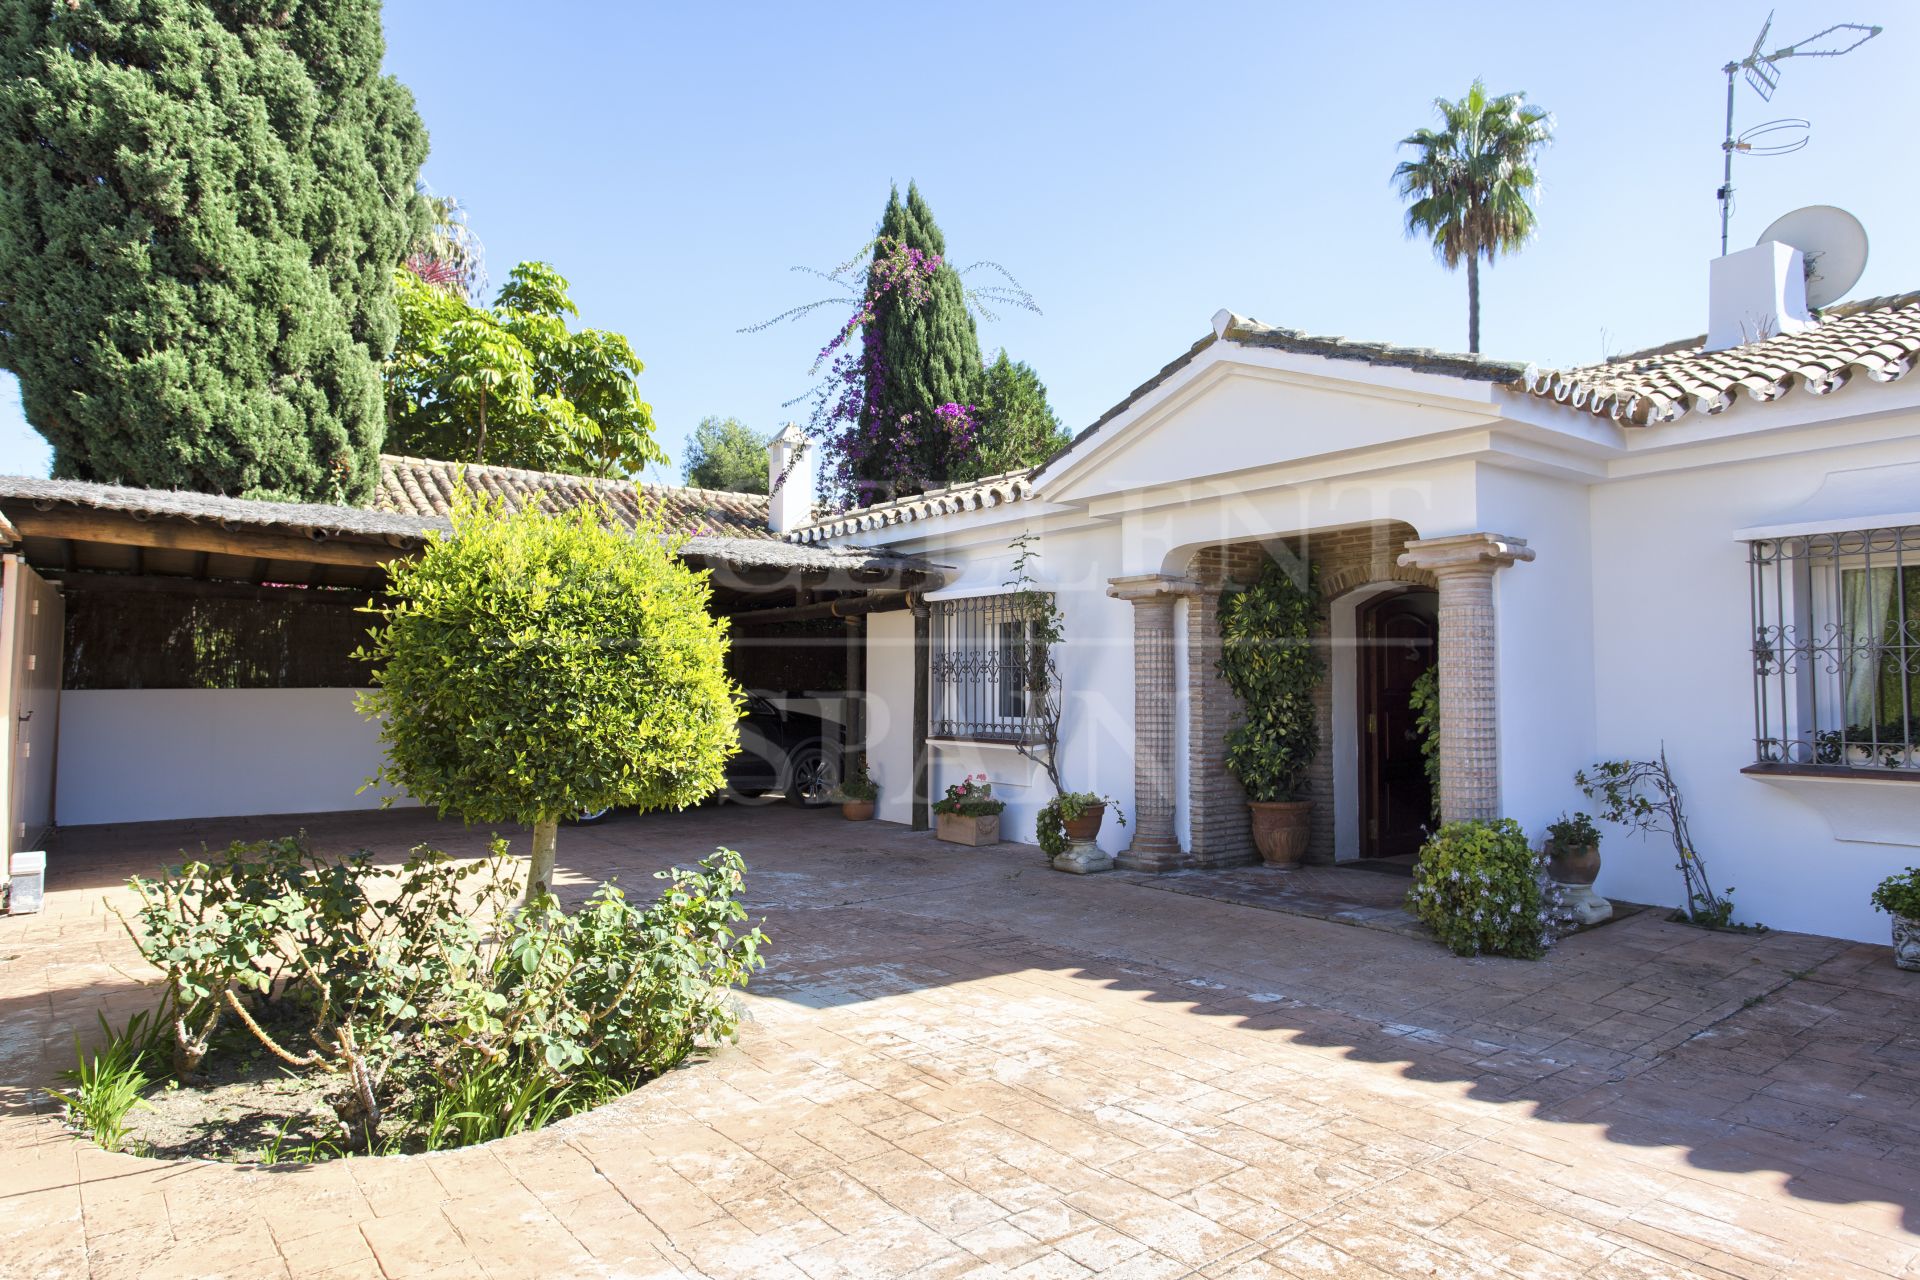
[0,238,1916,944]
[789,242,1920,944]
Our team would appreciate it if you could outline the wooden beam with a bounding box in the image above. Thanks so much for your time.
[727,590,914,627]
[7,507,410,571]
[49,570,379,606]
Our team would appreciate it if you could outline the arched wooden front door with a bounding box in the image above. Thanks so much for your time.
[1357,588,1437,861]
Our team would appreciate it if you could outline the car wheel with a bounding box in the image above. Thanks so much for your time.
[785,747,837,808]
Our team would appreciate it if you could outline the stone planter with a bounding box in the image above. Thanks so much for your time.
[936,811,1001,846]
[1893,913,1920,972]
[1547,840,1612,925]
[840,799,875,821]
[1247,800,1312,868]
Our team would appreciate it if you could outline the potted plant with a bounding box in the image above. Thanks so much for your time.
[933,774,1004,846]
[1543,811,1610,925]
[1036,792,1127,873]
[1871,867,1920,971]
[1217,561,1325,867]
[837,755,878,821]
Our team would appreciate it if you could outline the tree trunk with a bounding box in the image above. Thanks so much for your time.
[1466,255,1481,354]
[524,816,558,905]
[474,391,488,466]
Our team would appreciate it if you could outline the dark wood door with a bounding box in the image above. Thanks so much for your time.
[1359,589,1436,860]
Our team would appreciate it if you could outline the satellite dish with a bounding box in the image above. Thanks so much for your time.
[1758,205,1869,308]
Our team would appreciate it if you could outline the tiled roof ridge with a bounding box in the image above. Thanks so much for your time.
[377,453,767,507]
[1217,314,1529,382]
[1516,290,1920,426]
[785,468,1039,544]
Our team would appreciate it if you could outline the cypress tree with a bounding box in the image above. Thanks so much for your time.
[0,0,428,503]
[857,183,983,498]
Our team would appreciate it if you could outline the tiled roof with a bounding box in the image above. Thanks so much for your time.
[1516,291,1920,426]
[1216,313,1527,382]
[785,469,1039,544]
[375,454,776,539]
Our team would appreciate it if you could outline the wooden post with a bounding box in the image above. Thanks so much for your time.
[912,601,930,831]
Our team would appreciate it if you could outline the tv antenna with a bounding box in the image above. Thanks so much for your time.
[1718,10,1882,255]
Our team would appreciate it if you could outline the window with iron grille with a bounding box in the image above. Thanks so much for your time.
[930,593,1052,743]
[1750,526,1920,771]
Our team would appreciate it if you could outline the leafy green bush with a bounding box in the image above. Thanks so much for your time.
[1218,562,1325,802]
[1405,819,1557,959]
[1544,812,1600,850]
[118,837,766,1156]
[1872,868,1920,920]
[358,491,742,901]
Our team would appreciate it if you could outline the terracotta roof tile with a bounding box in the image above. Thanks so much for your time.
[784,469,1039,544]
[374,455,776,539]
[1516,291,1920,425]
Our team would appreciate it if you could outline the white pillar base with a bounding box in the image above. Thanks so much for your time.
[1052,839,1114,875]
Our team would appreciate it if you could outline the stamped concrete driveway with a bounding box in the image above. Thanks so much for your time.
[1,805,1916,1279]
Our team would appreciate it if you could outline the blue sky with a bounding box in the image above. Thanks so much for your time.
[2,1,1914,486]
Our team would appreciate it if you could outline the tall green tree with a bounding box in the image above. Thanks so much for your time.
[682,416,770,493]
[386,262,666,478]
[1393,81,1552,354]
[964,350,1070,480]
[0,0,427,503]
[857,183,983,497]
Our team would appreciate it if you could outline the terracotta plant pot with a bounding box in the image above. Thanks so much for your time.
[1547,841,1600,886]
[1247,799,1312,867]
[840,800,875,821]
[936,811,1001,846]
[1893,913,1920,972]
[1062,804,1105,843]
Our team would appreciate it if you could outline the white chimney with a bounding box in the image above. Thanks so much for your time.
[1706,241,1814,352]
[767,423,812,534]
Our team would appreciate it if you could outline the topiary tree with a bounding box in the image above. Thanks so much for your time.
[0,0,428,502]
[358,492,741,901]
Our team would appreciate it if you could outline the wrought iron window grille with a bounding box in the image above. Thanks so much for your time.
[1749,525,1920,771]
[930,593,1054,744]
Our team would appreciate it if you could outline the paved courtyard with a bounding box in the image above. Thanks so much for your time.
[1,804,1916,1279]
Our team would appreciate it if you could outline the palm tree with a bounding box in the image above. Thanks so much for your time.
[1394,81,1553,354]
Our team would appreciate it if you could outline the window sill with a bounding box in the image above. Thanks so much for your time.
[927,737,1048,752]
[1744,764,1920,847]
[1741,763,1920,783]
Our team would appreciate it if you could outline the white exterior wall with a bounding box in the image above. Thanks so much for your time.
[57,688,413,826]
[1587,429,1920,942]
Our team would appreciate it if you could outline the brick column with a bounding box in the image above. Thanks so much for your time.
[1395,533,1534,823]
[1107,574,1201,871]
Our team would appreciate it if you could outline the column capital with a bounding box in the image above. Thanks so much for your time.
[1397,532,1535,576]
[1106,573,1204,602]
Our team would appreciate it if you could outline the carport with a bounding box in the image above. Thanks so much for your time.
[0,461,943,872]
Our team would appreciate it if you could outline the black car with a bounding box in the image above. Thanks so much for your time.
[572,693,839,823]
[725,692,839,807]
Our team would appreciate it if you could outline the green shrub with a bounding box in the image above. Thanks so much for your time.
[1409,664,1440,822]
[1544,812,1600,850]
[119,837,766,1156]
[1872,867,1920,919]
[359,491,742,901]
[1406,819,1556,959]
[1218,562,1325,802]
